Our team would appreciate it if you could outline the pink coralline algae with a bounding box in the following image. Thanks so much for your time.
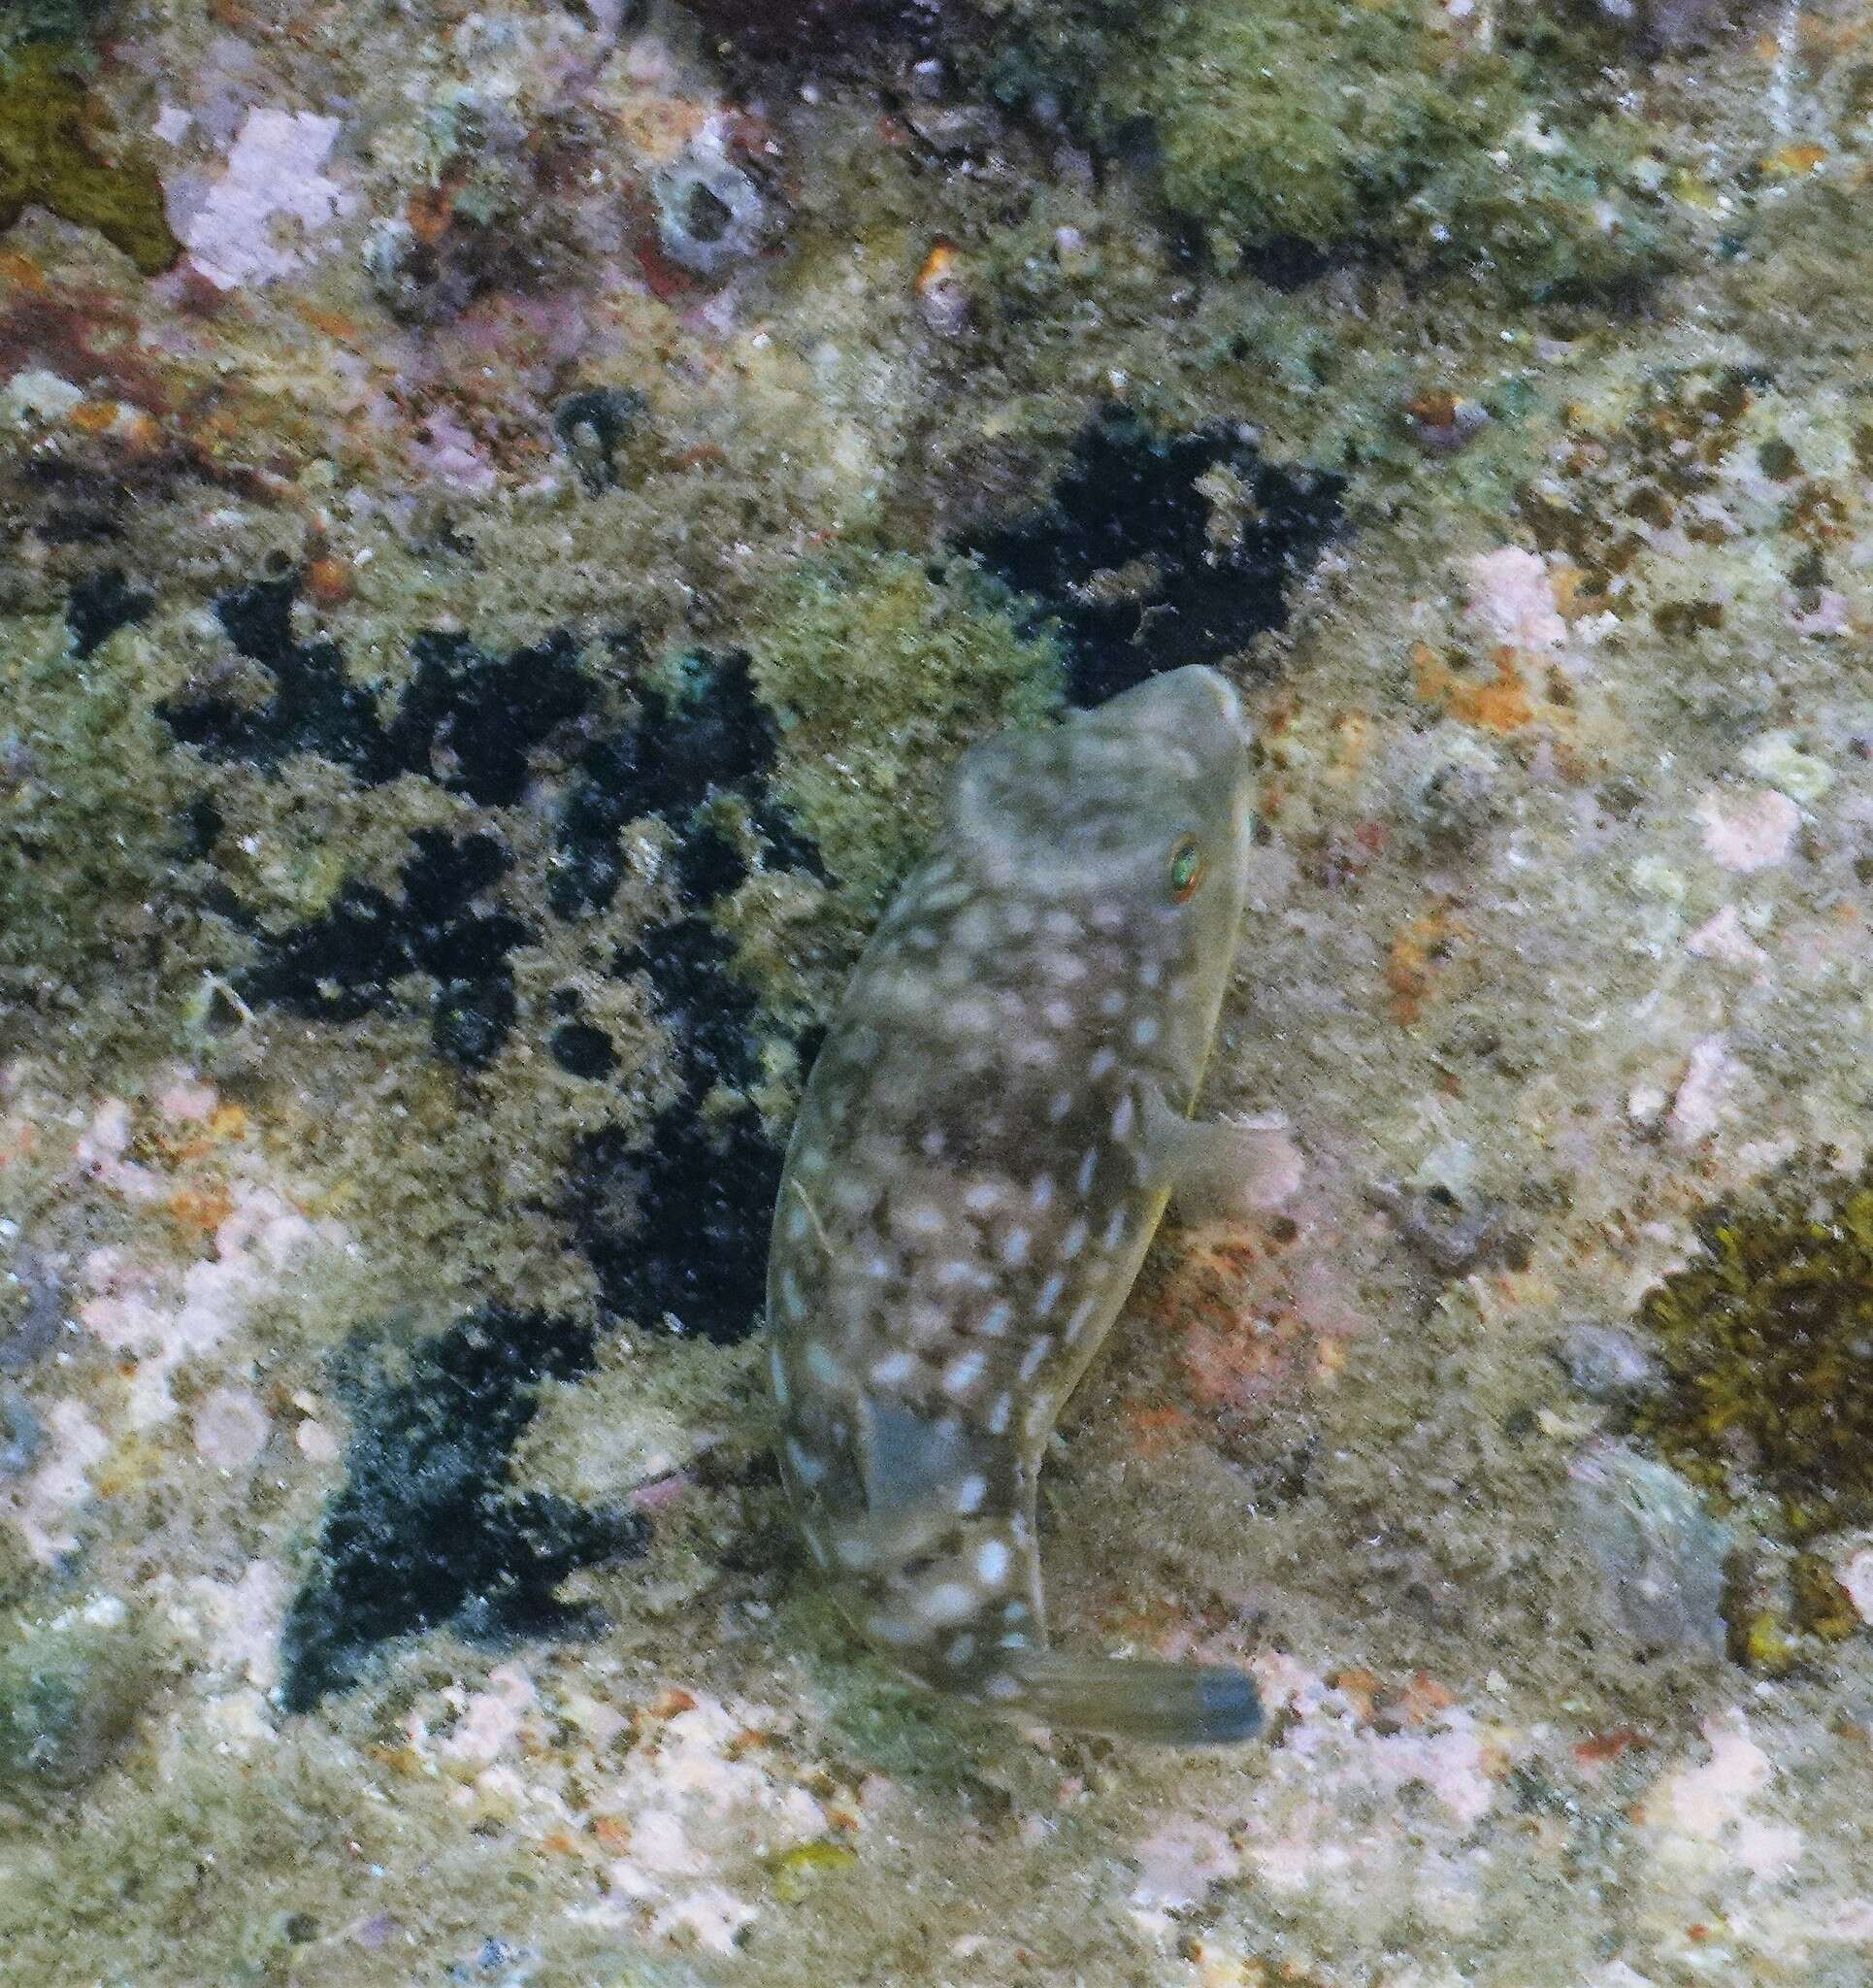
[178,108,352,290]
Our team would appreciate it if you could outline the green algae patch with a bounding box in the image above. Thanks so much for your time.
[0,43,181,275]
[767,1837,859,1903]
[1096,1,1662,298]
[1634,1173,1873,1541]
[0,613,206,1015]
[745,551,1062,911]
[0,1603,153,1794]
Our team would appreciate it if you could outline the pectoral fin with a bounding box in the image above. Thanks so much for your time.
[1139,1087,1303,1221]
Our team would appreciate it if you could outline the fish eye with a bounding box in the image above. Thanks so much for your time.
[1167,835,1204,902]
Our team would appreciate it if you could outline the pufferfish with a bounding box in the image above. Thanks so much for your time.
[767,664,1269,1744]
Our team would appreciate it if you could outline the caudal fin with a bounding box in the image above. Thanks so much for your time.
[1010,1651,1263,1745]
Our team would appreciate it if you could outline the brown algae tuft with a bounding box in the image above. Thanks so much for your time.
[1633,1171,1873,1541]
[0,43,181,275]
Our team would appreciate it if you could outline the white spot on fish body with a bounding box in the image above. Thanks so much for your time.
[804,1342,843,1388]
[1002,1227,1032,1267]
[906,1303,950,1342]
[987,1391,1013,1434]
[868,1612,924,1647]
[950,995,999,1035]
[871,1350,918,1387]
[1061,1218,1089,1260]
[954,904,996,950]
[1076,1149,1098,1195]
[975,1301,1013,1338]
[955,1474,988,1513]
[964,1182,1002,1213]
[785,1437,826,1485]
[1035,1273,1065,1316]
[1030,1176,1055,1213]
[924,1582,979,1625]
[977,1540,1011,1585]
[943,1349,988,1398]
[1112,1092,1135,1140]
[1066,1297,1098,1341]
[1133,1016,1160,1047]
[833,1175,879,1215]
[1019,1337,1053,1382]
[1087,1046,1117,1080]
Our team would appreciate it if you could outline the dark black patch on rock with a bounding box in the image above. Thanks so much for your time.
[242,879,409,1024]
[375,627,593,806]
[279,1306,646,1710]
[680,0,944,73]
[549,651,781,920]
[552,652,823,1343]
[159,577,386,773]
[673,818,749,908]
[617,915,761,1092]
[569,1098,785,1343]
[750,800,828,880]
[549,1019,616,1079]
[65,568,152,660]
[969,403,1344,707]
[569,901,788,1339]
[159,580,601,800]
[243,828,531,1067]
[175,795,223,862]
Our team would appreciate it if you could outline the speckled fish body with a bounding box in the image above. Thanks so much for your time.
[768,665,1263,1744]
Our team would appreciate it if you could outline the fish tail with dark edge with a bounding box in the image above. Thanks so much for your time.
[1011,1651,1263,1745]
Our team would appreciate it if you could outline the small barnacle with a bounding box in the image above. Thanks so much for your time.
[552,386,646,497]
[913,237,970,338]
[1632,1169,1873,1541]
[650,126,769,277]
[1403,392,1492,456]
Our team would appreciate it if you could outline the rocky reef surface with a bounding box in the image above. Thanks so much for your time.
[2,1,1872,1982]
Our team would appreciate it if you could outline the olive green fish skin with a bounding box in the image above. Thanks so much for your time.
[767,665,1263,1742]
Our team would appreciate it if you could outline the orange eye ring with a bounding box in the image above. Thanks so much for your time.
[1168,836,1204,901]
